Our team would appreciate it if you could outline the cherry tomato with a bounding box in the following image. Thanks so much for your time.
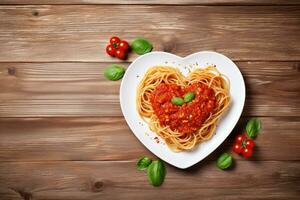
[242,148,253,158]
[110,36,121,45]
[245,139,255,149]
[106,44,116,57]
[235,134,246,143]
[115,49,126,60]
[119,40,130,51]
[233,143,243,154]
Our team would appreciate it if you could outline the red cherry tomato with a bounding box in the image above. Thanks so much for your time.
[106,44,116,57]
[119,40,130,51]
[115,49,126,60]
[245,139,255,149]
[110,36,121,45]
[242,148,253,158]
[233,143,243,154]
[235,134,246,143]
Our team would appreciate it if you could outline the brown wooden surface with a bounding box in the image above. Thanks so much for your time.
[0,1,299,200]
[0,161,299,200]
[1,0,300,5]
[0,117,299,161]
[0,6,300,62]
[1,62,299,117]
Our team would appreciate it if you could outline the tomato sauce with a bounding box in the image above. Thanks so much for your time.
[150,83,217,135]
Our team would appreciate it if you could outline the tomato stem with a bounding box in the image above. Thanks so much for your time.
[113,43,118,48]
[241,140,246,148]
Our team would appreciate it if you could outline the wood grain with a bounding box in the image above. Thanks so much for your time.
[0,2,299,200]
[1,0,300,5]
[0,117,299,161]
[0,61,299,117]
[0,160,299,200]
[0,5,299,62]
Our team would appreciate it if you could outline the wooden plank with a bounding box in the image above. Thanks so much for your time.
[0,117,299,161]
[1,0,300,5]
[0,62,299,117]
[0,6,299,62]
[0,160,299,200]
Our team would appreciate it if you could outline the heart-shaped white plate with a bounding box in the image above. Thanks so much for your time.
[120,51,245,169]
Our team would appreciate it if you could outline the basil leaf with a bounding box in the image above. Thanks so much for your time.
[131,38,153,55]
[171,97,184,106]
[147,160,166,187]
[104,64,125,81]
[137,156,152,171]
[246,118,261,138]
[184,92,195,103]
[217,153,233,170]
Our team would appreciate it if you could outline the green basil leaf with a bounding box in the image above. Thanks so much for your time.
[184,92,195,103]
[137,156,152,171]
[171,97,184,106]
[217,153,233,170]
[147,160,166,187]
[131,38,153,55]
[104,64,125,81]
[246,118,261,138]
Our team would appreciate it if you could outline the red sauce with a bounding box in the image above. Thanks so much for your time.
[150,83,217,135]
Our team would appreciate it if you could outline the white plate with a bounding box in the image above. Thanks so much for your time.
[120,51,245,169]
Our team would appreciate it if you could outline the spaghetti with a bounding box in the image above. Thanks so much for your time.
[137,66,230,151]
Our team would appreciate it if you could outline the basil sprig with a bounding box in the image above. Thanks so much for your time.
[131,38,153,55]
[147,160,166,187]
[217,153,233,170]
[136,157,166,187]
[104,64,125,81]
[184,92,195,103]
[246,118,261,138]
[137,156,152,171]
[171,97,184,106]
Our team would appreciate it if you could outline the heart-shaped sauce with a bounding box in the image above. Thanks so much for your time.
[150,82,217,135]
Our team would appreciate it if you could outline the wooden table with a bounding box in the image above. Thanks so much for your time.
[0,1,299,199]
